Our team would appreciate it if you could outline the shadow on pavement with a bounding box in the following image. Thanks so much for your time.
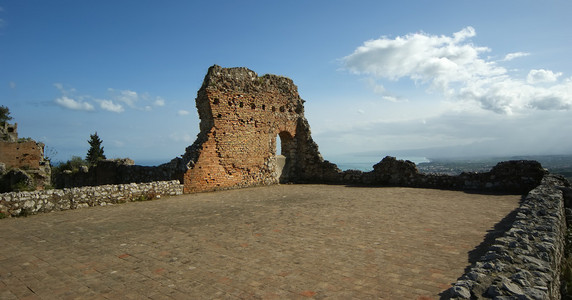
[439,195,523,299]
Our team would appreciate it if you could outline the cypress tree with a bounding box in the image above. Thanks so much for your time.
[86,132,106,166]
[0,105,12,125]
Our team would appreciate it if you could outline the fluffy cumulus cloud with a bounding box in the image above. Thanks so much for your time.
[503,52,530,61]
[154,97,166,107]
[109,88,138,107]
[342,27,572,114]
[53,83,94,111]
[54,96,95,111]
[54,84,167,113]
[97,99,124,113]
[527,69,562,84]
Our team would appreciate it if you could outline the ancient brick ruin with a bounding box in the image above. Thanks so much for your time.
[0,122,51,191]
[0,122,18,142]
[52,65,549,195]
[171,65,339,193]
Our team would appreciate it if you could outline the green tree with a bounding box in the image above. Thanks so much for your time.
[0,105,12,124]
[86,132,106,166]
[56,156,87,173]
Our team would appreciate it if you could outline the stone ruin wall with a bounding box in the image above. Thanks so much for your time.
[50,65,551,195]
[0,123,51,190]
[51,65,340,192]
[53,159,175,189]
[0,122,18,142]
[177,65,339,193]
[446,175,571,299]
[4,65,572,299]
[0,180,183,217]
[0,140,46,170]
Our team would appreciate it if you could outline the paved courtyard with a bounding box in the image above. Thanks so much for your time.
[0,185,521,299]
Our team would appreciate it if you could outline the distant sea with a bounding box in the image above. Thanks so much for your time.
[135,156,431,171]
[333,156,431,172]
[135,159,171,167]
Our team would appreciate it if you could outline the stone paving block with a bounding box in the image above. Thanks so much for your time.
[0,185,520,299]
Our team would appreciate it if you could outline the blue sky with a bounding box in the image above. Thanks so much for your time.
[1,1,571,166]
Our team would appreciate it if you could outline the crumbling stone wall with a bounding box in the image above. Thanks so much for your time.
[49,66,546,196]
[0,180,183,217]
[175,65,338,193]
[342,156,547,194]
[53,159,178,189]
[0,123,51,190]
[0,140,46,170]
[446,174,570,299]
[0,122,18,142]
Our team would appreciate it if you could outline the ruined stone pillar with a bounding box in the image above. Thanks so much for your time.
[177,65,340,193]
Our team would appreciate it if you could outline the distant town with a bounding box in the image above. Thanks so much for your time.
[417,154,572,182]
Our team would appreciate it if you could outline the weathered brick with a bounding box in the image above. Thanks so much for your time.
[179,65,340,193]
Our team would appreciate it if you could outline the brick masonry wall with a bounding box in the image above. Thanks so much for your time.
[180,65,338,193]
[0,140,51,189]
[0,180,183,217]
[0,140,45,169]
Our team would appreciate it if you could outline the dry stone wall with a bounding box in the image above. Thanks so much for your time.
[446,174,570,299]
[342,156,547,194]
[0,180,183,217]
[53,159,178,189]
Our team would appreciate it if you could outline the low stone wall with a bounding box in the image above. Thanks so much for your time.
[0,180,183,217]
[447,174,570,299]
[53,159,181,189]
[337,156,548,194]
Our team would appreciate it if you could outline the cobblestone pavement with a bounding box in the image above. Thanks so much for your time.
[0,185,521,299]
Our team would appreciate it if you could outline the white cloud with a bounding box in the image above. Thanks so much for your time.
[53,83,95,111]
[342,26,498,91]
[53,84,168,114]
[98,99,124,113]
[382,95,401,102]
[178,110,190,116]
[502,52,530,61]
[54,82,64,92]
[113,89,138,107]
[55,96,95,111]
[342,27,572,114]
[527,69,562,84]
[107,88,168,111]
[9,81,15,89]
[314,108,572,159]
[154,97,165,106]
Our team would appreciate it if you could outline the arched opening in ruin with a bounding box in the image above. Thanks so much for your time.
[275,131,294,183]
